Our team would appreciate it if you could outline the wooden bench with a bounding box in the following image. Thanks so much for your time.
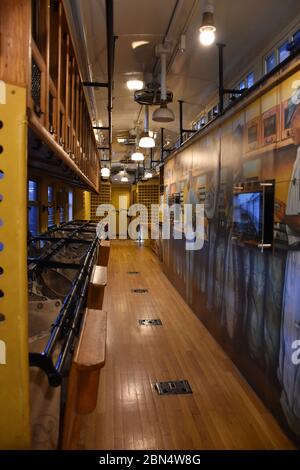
[73,308,107,414]
[87,265,107,309]
[97,240,111,267]
[62,308,107,448]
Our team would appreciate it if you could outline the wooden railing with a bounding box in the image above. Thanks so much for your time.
[29,0,99,192]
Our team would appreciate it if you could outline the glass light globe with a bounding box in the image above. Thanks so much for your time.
[139,135,155,148]
[126,80,144,91]
[199,26,216,46]
[101,167,110,177]
[131,152,144,161]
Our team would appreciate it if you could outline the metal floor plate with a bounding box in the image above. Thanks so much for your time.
[154,380,193,395]
[139,319,162,326]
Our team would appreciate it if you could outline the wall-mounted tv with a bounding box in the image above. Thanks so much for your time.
[232,182,274,246]
[233,191,263,240]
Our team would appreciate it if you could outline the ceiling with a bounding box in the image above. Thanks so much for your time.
[63,0,300,171]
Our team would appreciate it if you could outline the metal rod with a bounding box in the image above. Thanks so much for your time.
[93,126,110,131]
[152,0,181,73]
[106,0,115,159]
[161,128,165,162]
[217,43,226,115]
[27,260,82,270]
[31,237,91,245]
[82,82,108,88]
[179,100,184,145]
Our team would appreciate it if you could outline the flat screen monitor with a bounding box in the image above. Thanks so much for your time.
[233,191,263,241]
[232,183,274,246]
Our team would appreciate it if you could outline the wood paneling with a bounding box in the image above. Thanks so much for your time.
[0,0,30,87]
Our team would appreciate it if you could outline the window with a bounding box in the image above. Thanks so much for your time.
[279,41,290,63]
[68,190,73,221]
[60,207,65,224]
[293,29,300,45]
[239,81,246,90]
[208,109,213,121]
[48,186,55,227]
[265,51,277,73]
[28,180,39,238]
[247,72,254,88]
[213,105,219,116]
[200,117,206,127]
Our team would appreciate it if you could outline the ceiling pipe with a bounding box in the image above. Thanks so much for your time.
[63,0,98,123]
[152,0,181,74]
[139,106,155,148]
[152,45,175,123]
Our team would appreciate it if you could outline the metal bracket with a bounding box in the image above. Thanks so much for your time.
[29,353,62,387]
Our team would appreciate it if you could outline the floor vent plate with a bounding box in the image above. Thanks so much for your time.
[127,272,140,275]
[139,319,162,326]
[154,380,192,395]
[132,289,148,294]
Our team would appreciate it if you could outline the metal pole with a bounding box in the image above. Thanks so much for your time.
[217,43,226,115]
[179,100,184,145]
[106,0,114,160]
[161,128,165,162]
[218,43,224,114]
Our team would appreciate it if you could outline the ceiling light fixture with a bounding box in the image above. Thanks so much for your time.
[144,171,153,179]
[139,105,155,148]
[132,41,150,50]
[117,137,126,143]
[199,0,216,46]
[127,79,144,91]
[152,45,175,123]
[131,151,145,162]
[121,174,129,182]
[101,167,111,178]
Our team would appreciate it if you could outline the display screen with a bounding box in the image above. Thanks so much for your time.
[233,191,263,240]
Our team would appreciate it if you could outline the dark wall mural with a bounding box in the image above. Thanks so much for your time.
[162,68,300,442]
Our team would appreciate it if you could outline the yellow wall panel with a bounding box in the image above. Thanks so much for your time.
[0,83,31,449]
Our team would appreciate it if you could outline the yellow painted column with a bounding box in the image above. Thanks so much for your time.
[73,188,84,220]
[0,83,31,449]
[84,191,91,220]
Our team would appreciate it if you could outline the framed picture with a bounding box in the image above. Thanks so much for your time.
[262,106,279,145]
[245,117,261,152]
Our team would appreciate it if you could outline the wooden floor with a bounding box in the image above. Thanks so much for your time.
[69,241,294,450]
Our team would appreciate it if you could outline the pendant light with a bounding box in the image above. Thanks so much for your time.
[131,150,144,161]
[127,79,144,91]
[144,171,153,179]
[121,173,129,182]
[101,167,110,178]
[199,0,216,46]
[139,106,155,148]
[152,46,175,123]
[120,167,129,182]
